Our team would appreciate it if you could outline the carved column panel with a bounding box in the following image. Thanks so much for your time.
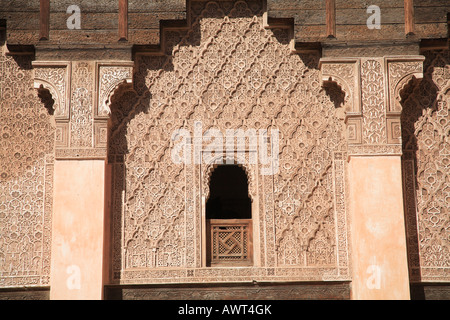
[32,61,133,299]
[320,55,424,299]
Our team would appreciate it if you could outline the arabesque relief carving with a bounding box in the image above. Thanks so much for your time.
[401,50,450,282]
[320,56,424,156]
[0,47,54,287]
[108,0,350,284]
[31,60,133,159]
[33,62,71,120]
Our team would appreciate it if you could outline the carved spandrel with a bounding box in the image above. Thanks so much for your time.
[96,63,134,118]
[32,62,71,121]
[32,61,134,160]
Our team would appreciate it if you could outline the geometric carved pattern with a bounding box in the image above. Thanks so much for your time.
[401,49,450,282]
[1,0,446,294]
[109,0,350,284]
[209,219,252,265]
[0,50,54,287]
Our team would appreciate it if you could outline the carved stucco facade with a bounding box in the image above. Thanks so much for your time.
[0,50,54,288]
[0,0,449,299]
[108,0,350,283]
[401,50,450,282]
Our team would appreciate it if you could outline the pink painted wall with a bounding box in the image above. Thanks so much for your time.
[50,160,107,300]
[348,156,410,300]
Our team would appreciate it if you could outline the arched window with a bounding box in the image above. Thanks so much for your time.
[206,165,253,266]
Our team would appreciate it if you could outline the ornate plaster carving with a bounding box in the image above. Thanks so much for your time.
[320,59,361,114]
[320,56,425,154]
[32,61,71,121]
[401,50,450,282]
[108,0,350,284]
[320,58,362,146]
[385,56,425,144]
[32,61,134,160]
[1,53,54,287]
[96,62,134,118]
[386,56,425,113]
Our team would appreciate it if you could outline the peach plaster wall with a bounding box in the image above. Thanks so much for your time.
[348,155,410,300]
[50,160,107,300]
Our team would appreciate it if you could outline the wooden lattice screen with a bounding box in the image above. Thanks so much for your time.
[208,219,252,266]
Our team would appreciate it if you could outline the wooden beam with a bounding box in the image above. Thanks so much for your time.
[404,0,415,35]
[40,0,50,40]
[119,0,128,41]
[326,0,336,38]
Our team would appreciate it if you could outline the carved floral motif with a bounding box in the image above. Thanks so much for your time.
[33,65,70,119]
[97,64,133,117]
[361,59,387,145]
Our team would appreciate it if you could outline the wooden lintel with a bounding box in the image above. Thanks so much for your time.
[40,0,50,41]
[405,0,415,35]
[119,0,128,41]
[326,0,336,38]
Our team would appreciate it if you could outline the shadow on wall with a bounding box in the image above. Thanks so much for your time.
[400,50,444,295]
[0,20,5,46]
